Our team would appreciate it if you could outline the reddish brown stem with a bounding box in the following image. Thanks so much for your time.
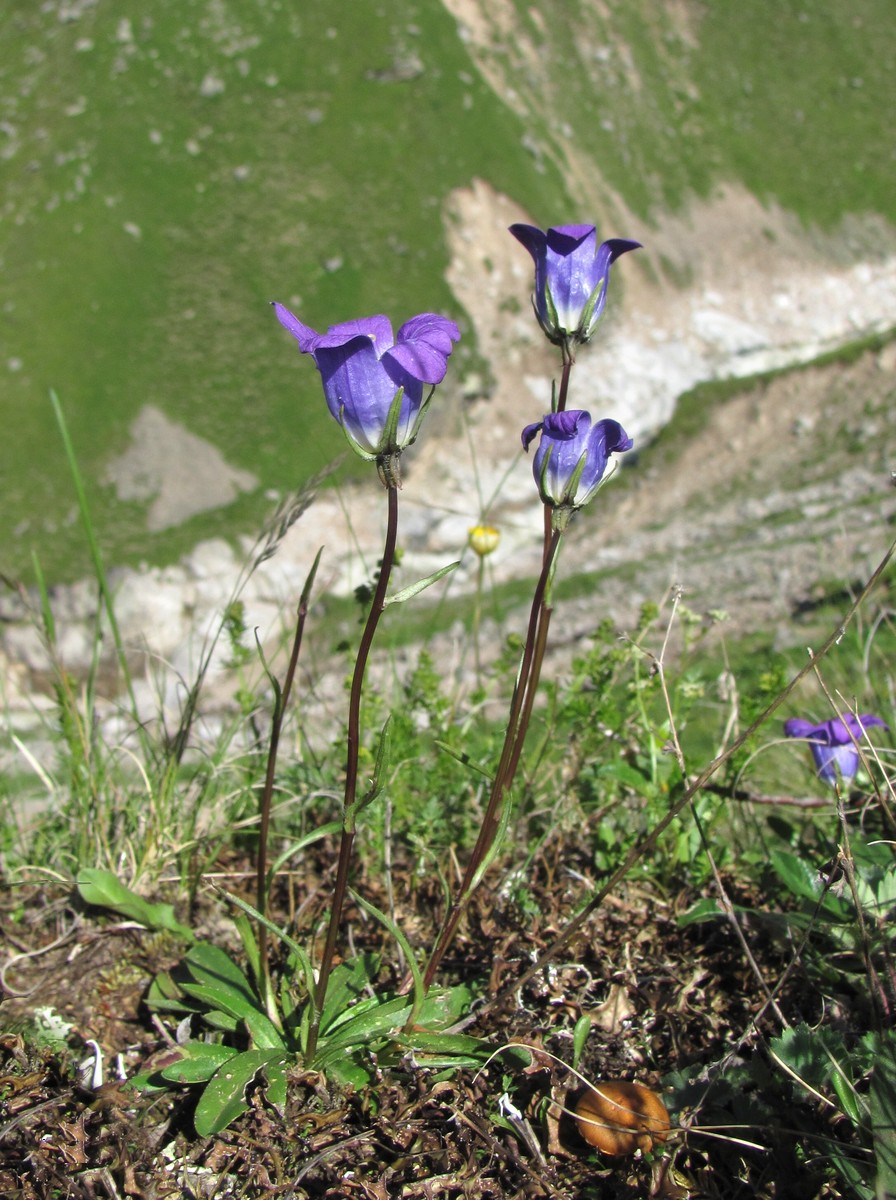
[422,527,562,991]
[306,484,399,1059]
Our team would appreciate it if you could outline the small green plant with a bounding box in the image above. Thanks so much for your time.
[137,930,479,1135]
[76,869,481,1133]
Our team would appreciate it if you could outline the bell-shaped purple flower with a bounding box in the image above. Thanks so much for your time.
[273,303,460,468]
[522,411,633,523]
[509,223,641,347]
[784,712,889,786]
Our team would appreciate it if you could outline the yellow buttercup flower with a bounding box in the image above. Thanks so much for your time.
[468,524,500,557]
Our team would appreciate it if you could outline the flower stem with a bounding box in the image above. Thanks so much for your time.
[422,526,563,992]
[255,548,322,1026]
[555,356,573,413]
[423,349,574,992]
[307,483,400,1060]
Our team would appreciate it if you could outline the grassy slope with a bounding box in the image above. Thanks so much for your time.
[1,0,894,581]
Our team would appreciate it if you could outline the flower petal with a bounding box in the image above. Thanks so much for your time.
[783,718,818,740]
[311,315,395,355]
[396,313,461,355]
[592,418,634,456]
[856,713,890,733]
[313,337,399,451]
[272,302,320,351]
[388,314,461,384]
[521,420,544,451]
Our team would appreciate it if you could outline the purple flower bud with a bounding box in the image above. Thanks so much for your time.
[273,303,460,462]
[522,410,633,515]
[509,223,640,347]
[784,712,889,785]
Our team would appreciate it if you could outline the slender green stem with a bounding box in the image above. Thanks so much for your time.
[306,483,400,1059]
[473,554,485,685]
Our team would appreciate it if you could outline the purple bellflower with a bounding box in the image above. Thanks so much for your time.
[509,223,641,348]
[522,410,632,528]
[273,303,460,480]
[783,712,889,786]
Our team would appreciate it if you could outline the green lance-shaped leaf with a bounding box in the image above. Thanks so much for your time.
[572,1014,592,1070]
[194,1050,290,1137]
[222,889,317,1002]
[318,952,382,1036]
[161,1042,239,1084]
[434,740,494,781]
[348,717,392,823]
[385,561,459,606]
[178,943,285,1050]
[349,887,425,1017]
[76,869,194,942]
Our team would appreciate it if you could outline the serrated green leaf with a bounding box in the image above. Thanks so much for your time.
[76,869,194,941]
[771,1022,831,1085]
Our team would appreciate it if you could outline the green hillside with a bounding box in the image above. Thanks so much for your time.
[2,0,893,580]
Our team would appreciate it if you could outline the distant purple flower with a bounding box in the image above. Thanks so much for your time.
[509,223,641,347]
[273,303,460,465]
[522,410,632,518]
[784,713,889,786]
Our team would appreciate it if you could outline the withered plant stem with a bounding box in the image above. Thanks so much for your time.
[255,548,321,1020]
